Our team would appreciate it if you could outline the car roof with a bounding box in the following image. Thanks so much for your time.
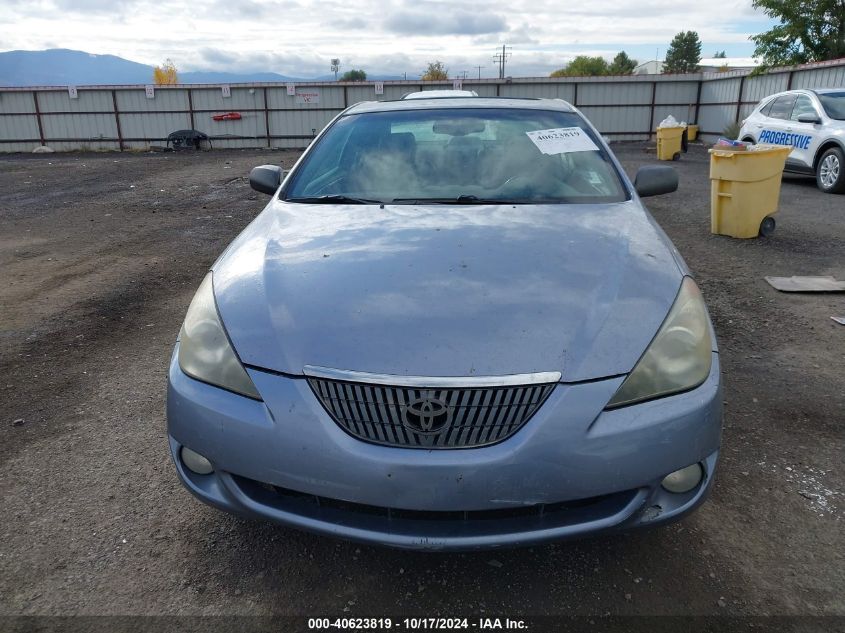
[345,97,576,115]
[763,88,842,102]
[402,89,479,99]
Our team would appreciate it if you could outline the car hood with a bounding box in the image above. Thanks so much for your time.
[212,199,684,382]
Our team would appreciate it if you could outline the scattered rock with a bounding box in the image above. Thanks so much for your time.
[487,559,503,568]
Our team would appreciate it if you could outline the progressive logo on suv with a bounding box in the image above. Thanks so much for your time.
[738,89,845,194]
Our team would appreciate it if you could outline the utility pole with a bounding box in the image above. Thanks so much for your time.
[474,65,484,79]
[492,45,511,79]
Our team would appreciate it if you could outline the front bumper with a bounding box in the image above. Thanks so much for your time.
[167,348,722,550]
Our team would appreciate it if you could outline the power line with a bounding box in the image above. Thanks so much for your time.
[492,45,512,79]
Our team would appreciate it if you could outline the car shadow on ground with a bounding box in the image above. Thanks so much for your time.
[179,508,732,614]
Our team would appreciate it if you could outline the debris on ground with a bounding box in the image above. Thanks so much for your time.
[765,276,845,292]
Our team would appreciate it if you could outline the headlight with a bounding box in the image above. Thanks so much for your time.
[178,273,261,400]
[606,277,712,409]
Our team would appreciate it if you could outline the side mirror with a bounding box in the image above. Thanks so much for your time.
[634,165,679,198]
[796,113,822,124]
[249,165,283,195]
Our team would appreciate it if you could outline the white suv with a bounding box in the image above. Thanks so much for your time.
[738,89,845,194]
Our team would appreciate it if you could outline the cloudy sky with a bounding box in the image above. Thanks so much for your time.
[3,0,774,77]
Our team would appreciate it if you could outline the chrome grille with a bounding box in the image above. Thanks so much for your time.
[305,368,558,449]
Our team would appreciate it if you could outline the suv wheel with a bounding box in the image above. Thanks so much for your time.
[816,147,845,194]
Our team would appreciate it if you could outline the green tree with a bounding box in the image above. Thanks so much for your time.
[339,69,366,81]
[550,56,609,77]
[751,0,845,66]
[663,31,702,73]
[608,51,637,75]
[421,61,448,80]
[713,50,727,58]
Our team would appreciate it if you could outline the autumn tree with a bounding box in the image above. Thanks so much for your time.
[663,31,702,73]
[153,59,178,85]
[421,61,448,80]
[550,56,609,77]
[751,0,845,66]
[608,51,637,75]
[340,69,367,81]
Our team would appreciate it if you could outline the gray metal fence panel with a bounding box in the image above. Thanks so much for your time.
[115,88,189,112]
[264,86,346,109]
[345,84,383,104]
[743,72,790,102]
[790,66,845,89]
[268,108,337,138]
[655,81,699,105]
[38,89,114,113]
[580,105,651,134]
[578,82,651,106]
[119,112,192,139]
[2,59,843,151]
[467,83,498,97]
[700,76,741,105]
[0,114,39,140]
[202,113,267,141]
[190,86,267,111]
[498,83,575,100]
[41,112,117,140]
[698,104,737,135]
[0,92,37,113]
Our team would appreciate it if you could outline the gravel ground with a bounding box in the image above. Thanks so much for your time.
[1,144,843,630]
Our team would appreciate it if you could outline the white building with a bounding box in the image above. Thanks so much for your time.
[633,57,760,75]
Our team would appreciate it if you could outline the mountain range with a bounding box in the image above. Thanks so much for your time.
[0,49,400,86]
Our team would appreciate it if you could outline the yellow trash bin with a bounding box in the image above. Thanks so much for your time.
[709,145,791,238]
[656,126,685,161]
[686,124,699,142]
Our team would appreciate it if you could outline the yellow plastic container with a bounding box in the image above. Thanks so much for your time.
[686,124,699,141]
[656,126,685,161]
[709,145,791,238]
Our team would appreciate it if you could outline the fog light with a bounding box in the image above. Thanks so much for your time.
[181,446,213,475]
[661,463,703,493]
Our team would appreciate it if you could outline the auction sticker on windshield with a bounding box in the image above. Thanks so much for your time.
[526,127,600,155]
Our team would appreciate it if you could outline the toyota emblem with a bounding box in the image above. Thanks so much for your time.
[403,395,451,434]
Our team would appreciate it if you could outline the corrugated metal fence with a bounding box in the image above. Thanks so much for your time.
[1,59,843,152]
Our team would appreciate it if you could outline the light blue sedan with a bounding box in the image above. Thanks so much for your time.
[167,96,722,550]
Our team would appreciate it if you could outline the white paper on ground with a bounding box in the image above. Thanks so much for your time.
[525,127,600,155]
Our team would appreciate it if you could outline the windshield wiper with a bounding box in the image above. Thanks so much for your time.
[285,194,382,204]
[392,195,527,205]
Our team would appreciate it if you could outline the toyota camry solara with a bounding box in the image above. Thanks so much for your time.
[167,96,722,550]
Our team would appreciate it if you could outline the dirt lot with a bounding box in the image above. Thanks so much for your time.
[1,144,843,630]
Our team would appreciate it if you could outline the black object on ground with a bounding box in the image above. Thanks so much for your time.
[166,129,212,151]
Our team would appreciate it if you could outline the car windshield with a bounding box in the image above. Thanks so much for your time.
[817,92,845,120]
[283,107,628,204]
